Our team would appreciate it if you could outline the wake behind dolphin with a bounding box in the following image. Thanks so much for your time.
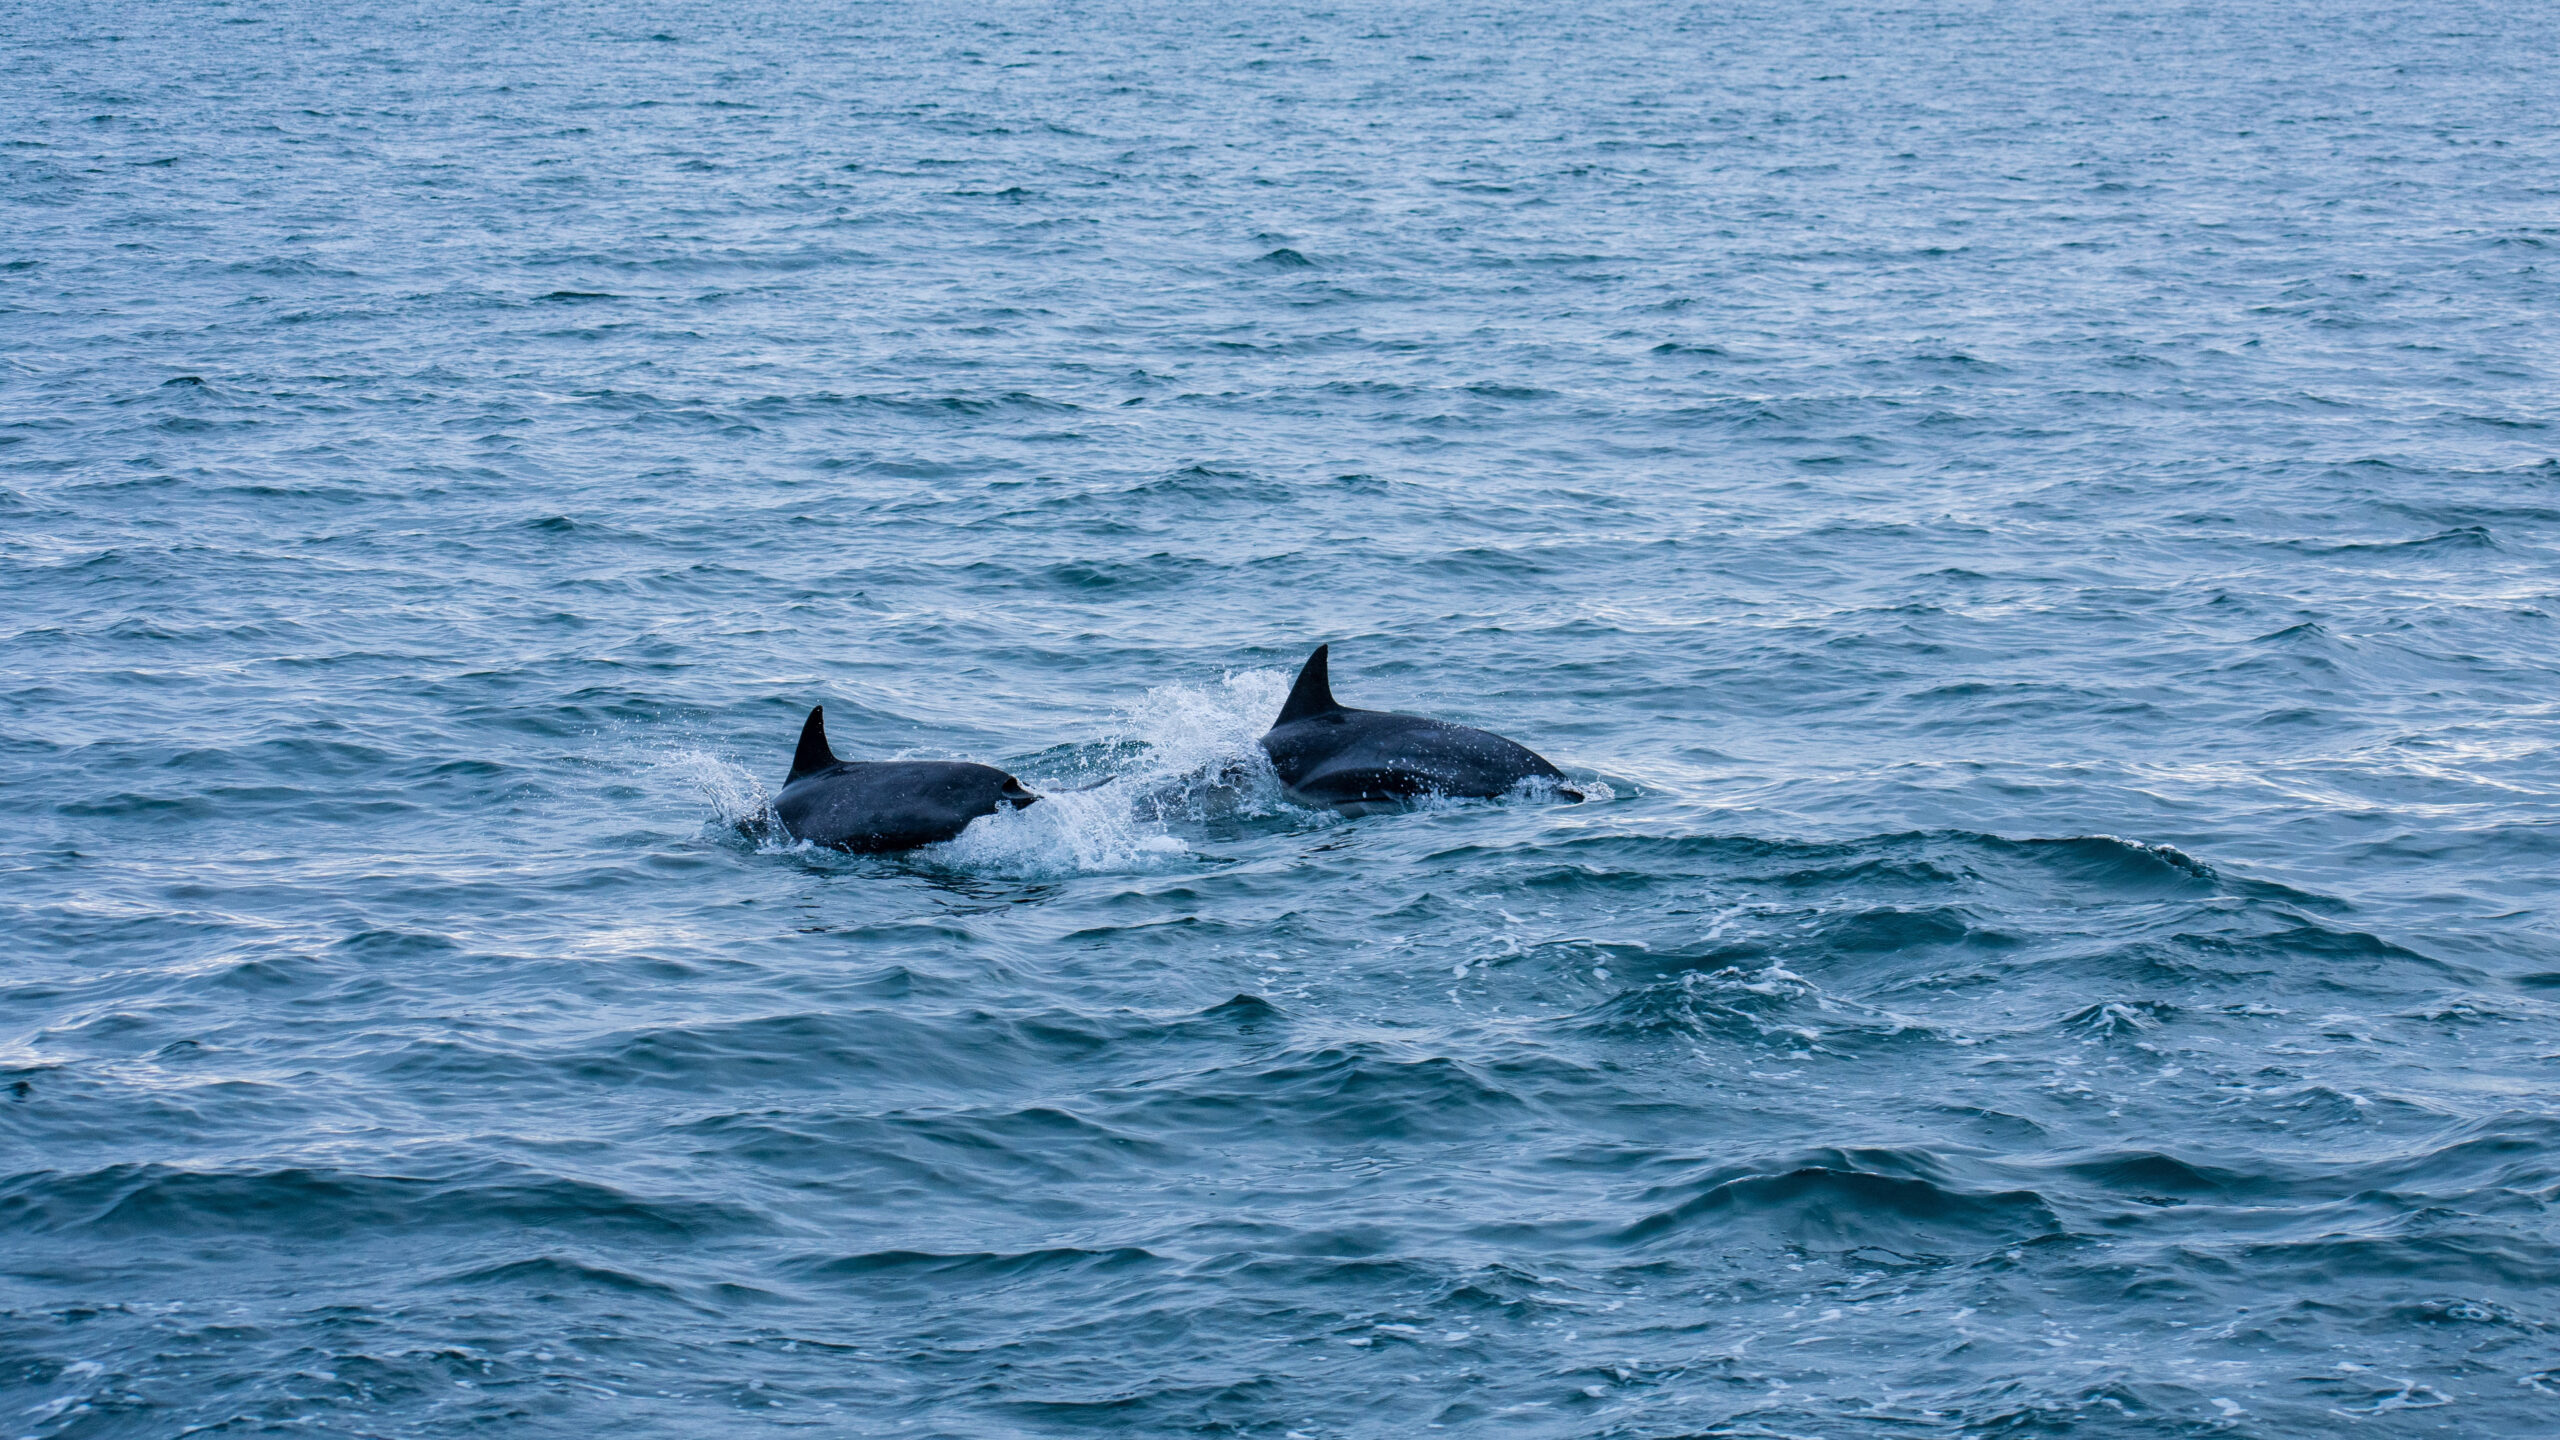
[1257,643,1577,811]
[773,705,1039,852]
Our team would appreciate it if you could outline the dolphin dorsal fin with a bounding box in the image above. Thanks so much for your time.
[1273,644,1341,726]
[788,705,840,783]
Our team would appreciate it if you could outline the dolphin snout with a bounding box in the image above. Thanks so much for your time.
[1000,777,1041,809]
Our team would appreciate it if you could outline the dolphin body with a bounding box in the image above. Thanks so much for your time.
[772,706,1038,852]
[1257,644,1576,811]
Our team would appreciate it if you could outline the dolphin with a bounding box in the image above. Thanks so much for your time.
[1257,644,1577,811]
[772,705,1039,852]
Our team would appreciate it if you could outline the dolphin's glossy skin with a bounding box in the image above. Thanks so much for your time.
[773,705,1038,852]
[1257,644,1575,811]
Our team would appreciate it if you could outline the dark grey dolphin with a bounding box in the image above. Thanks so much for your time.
[773,706,1038,852]
[1257,644,1577,811]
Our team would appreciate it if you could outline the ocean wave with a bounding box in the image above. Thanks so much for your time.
[1619,1160,2060,1254]
[441,1254,694,1301]
[785,1245,1162,1285]
[0,1161,768,1240]
[1098,1042,1533,1142]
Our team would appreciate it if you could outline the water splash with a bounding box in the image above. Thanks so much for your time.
[930,785,1192,875]
[933,668,1300,875]
[1111,666,1296,823]
[659,748,783,847]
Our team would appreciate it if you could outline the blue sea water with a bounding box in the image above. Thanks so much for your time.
[5,0,2559,1433]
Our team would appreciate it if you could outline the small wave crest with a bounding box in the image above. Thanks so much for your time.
[1621,1158,2059,1253]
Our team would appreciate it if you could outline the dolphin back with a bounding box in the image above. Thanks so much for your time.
[775,760,1037,853]
[1257,643,1571,807]
[774,704,1037,852]
[1264,710,1564,807]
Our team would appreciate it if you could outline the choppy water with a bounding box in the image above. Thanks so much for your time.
[7,0,2560,1434]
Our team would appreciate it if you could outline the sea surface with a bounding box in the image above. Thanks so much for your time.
[5,1,2559,1435]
